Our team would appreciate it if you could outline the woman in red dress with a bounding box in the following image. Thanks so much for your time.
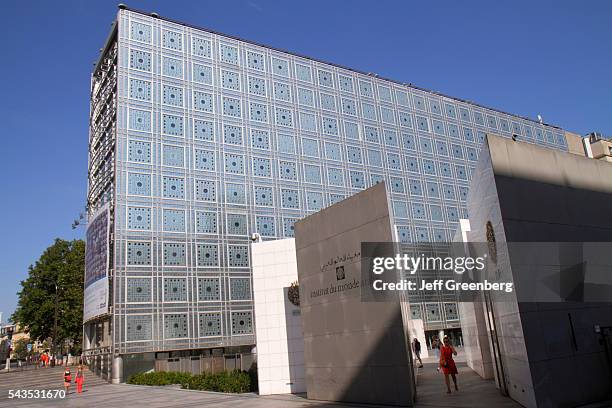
[439,335,458,393]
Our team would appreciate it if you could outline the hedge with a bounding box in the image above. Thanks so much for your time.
[127,370,254,393]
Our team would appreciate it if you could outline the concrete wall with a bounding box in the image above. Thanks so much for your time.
[464,134,612,408]
[252,238,306,395]
[463,137,535,407]
[295,182,415,406]
[564,131,586,156]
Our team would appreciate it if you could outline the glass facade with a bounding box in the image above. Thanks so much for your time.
[88,8,568,355]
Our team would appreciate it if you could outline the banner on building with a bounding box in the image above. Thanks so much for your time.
[83,203,110,322]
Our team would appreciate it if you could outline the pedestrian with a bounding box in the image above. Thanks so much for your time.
[63,367,72,394]
[412,338,423,368]
[75,365,85,394]
[431,337,441,372]
[440,335,459,394]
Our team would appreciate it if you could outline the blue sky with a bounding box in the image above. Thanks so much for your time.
[1,0,611,321]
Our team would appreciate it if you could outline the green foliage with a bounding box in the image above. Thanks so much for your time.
[127,371,192,386]
[184,370,251,393]
[12,338,31,360]
[127,370,253,393]
[11,239,85,354]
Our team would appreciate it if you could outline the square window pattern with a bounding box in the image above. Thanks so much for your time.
[327,167,344,186]
[226,183,246,204]
[163,243,186,266]
[248,76,266,96]
[325,142,341,161]
[249,102,268,122]
[126,315,152,342]
[271,57,289,76]
[164,314,188,339]
[162,85,183,106]
[194,119,214,141]
[445,303,459,320]
[254,186,273,206]
[195,211,217,234]
[127,207,151,230]
[194,149,215,171]
[253,157,272,178]
[199,313,222,337]
[129,109,151,132]
[130,22,151,43]
[339,75,354,92]
[128,140,151,163]
[303,164,321,183]
[307,191,324,211]
[425,303,441,322]
[279,161,297,180]
[162,114,184,136]
[127,241,151,265]
[162,145,184,167]
[275,107,293,127]
[230,278,251,300]
[129,50,151,71]
[195,179,216,201]
[274,82,291,101]
[410,305,422,320]
[162,30,183,51]
[223,124,242,144]
[193,91,213,112]
[198,278,220,301]
[228,245,249,267]
[296,64,312,82]
[256,215,275,236]
[281,188,299,208]
[164,278,187,302]
[223,98,242,119]
[126,278,151,303]
[193,63,213,84]
[251,129,270,149]
[302,138,319,157]
[128,173,151,196]
[231,311,253,335]
[224,153,245,174]
[162,176,185,199]
[283,218,297,237]
[129,79,151,101]
[192,37,212,58]
[197,244,219,266]
[227,213,248,235]
[220,43,239,65]
[163,209,185,232]
[247,51,265,71]
[278,134,295,153]
[298,88,314,106]
[221,70,240,90]
[300,113,317,132]
[162,57,183,79]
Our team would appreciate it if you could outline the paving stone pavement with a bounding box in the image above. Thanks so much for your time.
[0,362,520,408]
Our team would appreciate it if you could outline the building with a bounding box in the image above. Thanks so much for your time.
[457,134,612,407]
[84,5,576,381]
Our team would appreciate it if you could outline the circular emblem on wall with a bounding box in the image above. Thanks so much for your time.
[486,221,497,264]
[288,281,300,307]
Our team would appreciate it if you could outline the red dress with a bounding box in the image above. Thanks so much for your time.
[440,345,458,375]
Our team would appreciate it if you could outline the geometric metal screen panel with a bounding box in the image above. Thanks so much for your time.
[103,8,569,354]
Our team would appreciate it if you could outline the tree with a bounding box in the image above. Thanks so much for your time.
[12,338,30,360]
[12,239,85,354]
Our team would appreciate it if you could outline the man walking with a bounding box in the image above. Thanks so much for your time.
[412,337,424,368]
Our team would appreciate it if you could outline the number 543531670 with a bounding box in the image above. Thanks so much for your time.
[8,389,65,399]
